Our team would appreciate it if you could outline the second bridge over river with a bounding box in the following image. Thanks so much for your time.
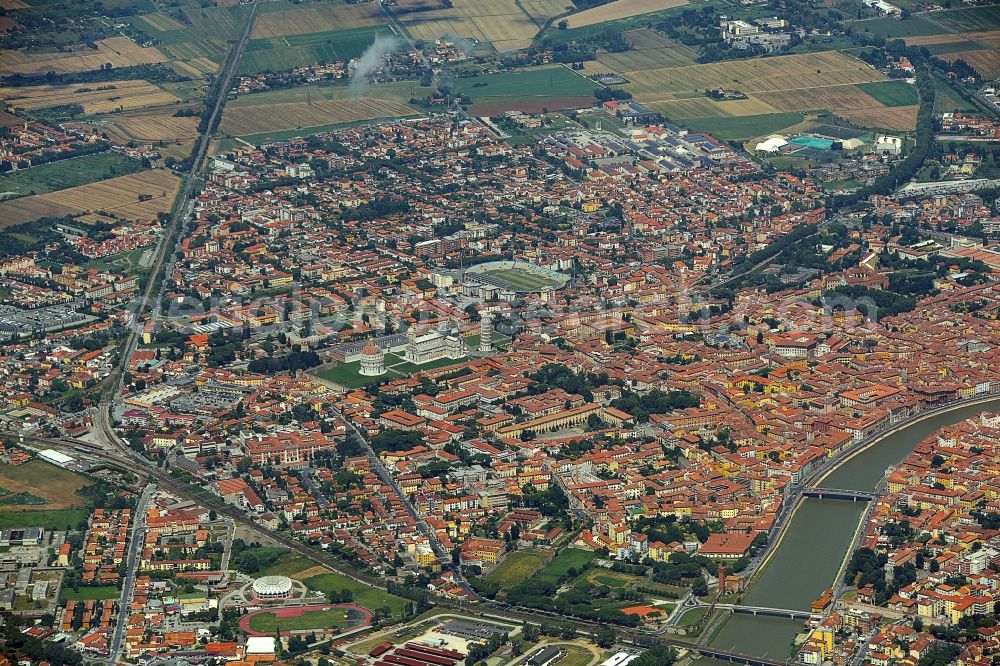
[801,488,875,501]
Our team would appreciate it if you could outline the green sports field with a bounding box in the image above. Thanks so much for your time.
[247,607,364,633]
[482,267,564,291]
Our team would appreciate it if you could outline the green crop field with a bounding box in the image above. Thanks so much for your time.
[453,66,596,108]
[681,112,803,140]
[303,571,409,617]
[932,5,1000,32]
[0,508,90,530]
[534,548,598,583]
[130,5,252,45]
[0,153,145,198]
[485,549,550,588]
[238,26,394,76]
[59,586,120,602]
[857,80,919,107]
[925,40,982,55]
[248,606,365,633]
[850,15,945,38]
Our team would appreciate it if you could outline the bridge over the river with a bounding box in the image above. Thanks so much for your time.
[802,488,875,502]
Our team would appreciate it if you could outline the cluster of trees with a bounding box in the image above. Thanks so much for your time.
[825,284,918,320]
[2,63,185,88]
[610,388,700,422]
[342,196,410,223]
[498,576,645,627]
[0,610,83,666]
[370,428,424,452]
[833,47,935,209]
[466,631,508,664]
[520,482,569,517]
[231,542,287,574]
[247,350,322,374]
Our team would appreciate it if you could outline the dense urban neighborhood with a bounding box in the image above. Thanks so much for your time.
[1,0,1000,666]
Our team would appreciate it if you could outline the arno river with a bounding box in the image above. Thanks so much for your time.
[706,397,1000,659]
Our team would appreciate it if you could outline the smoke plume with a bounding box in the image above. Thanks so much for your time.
[350,34,403,98]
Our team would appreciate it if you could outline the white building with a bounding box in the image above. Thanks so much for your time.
[403,322,466,365]
[359,340,386,376]
[479,313,493,353]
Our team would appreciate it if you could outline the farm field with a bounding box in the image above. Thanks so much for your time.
[940,49,1000,78]
[485,549,550,588]
[840,105,919,130]
[451,65,597,114]
[128,3,253,75]
[622,51,885,101]
[303,570,409,617]
[0,169,182,227]
[0,153,144,198]
[228,81,418,108]
[607,50,913,128]
[132,4,250,44]
[849,15,945,38]
[588,28,698,71]
[856,80,919,107]
[0,79,178,115]
[565,0,689,29]
[110,112,201,143]
[251,2,384,38]
[220,97,418,136]
[0,461,91,512]
[0,37,168,76]
[392,0,563,52]
[681,112,805,140]
[238,25,395,76]
[929,4,1000,33]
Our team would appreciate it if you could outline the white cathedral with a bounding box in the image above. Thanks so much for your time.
[403,320,467,365]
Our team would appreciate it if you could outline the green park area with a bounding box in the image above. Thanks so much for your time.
[304,570,410,618]
[534,548,598,583]
[485,549,550,588]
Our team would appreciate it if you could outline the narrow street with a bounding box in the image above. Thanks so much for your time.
[108,484,156,663]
